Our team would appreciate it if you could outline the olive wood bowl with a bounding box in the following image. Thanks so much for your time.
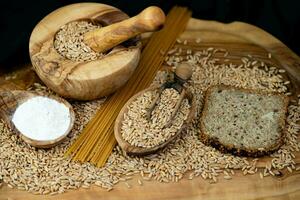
[0,90,75,148]
[29,3,142,100]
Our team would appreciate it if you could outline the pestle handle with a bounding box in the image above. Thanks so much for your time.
[83,6,166,53]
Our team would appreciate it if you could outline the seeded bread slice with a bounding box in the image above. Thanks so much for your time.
[200,85,289,157]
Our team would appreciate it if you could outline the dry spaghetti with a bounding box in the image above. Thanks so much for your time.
[65,6,192,167]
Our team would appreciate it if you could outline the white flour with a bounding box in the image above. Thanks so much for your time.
[12,96,71,141]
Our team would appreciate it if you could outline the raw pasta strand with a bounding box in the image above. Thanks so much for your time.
[79,93,126,161]
[69,6,190,165]
[92,126,115,164]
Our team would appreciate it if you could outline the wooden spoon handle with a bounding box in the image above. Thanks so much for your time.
[83,6,165,53]
[164,88,186,128]
[146,87,164,121]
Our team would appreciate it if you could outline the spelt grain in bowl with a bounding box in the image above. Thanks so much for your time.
[54,21,103,62]
[121,88,191,148]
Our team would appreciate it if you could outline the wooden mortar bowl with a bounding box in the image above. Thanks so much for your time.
[29,3,141,100]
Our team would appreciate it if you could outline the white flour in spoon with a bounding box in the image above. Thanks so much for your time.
[12,96,71,141]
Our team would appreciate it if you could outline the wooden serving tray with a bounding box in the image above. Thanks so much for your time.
[1,18,300,200]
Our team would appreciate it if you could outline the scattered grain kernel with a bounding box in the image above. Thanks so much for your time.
[259,172,264,179]
[125,182,131,188]
[176,39,182,44]
[1,46,300,196]
[223,175,232,180]
[279,69,286,73]
[138,179,143,186]
[268,53,272,58]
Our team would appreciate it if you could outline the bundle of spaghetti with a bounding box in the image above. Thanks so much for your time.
[65,6,192,167]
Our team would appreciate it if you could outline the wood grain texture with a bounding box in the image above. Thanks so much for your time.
[1,16,300,199]
[29,3,141,100]
[1,172,300,200]
[0,65,39,91]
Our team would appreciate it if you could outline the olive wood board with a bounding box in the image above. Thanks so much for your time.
[1,17,300,200]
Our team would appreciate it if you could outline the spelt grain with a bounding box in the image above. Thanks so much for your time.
[1,46,299,195]
[54,21,103,62]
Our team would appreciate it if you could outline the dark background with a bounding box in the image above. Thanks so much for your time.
[1,0,300,69]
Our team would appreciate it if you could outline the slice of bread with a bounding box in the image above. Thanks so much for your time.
[200,85,289,157]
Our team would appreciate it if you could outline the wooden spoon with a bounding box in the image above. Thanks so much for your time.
[0,90,75,148]
[145,63,194,127]
[29,3,165,100]
[114,64,196,155]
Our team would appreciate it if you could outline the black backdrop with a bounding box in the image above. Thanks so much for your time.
[1,0,300,69]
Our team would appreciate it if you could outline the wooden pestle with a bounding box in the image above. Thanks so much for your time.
[83,6,166,53]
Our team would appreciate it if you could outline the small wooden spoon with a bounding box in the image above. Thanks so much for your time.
[114,64,196,155]
[145,63,194,127]
[0,90,75,148]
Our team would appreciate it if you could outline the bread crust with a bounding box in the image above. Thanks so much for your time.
[199,85,289,157]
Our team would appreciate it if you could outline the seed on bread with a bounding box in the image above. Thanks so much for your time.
[200,85,289,157]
